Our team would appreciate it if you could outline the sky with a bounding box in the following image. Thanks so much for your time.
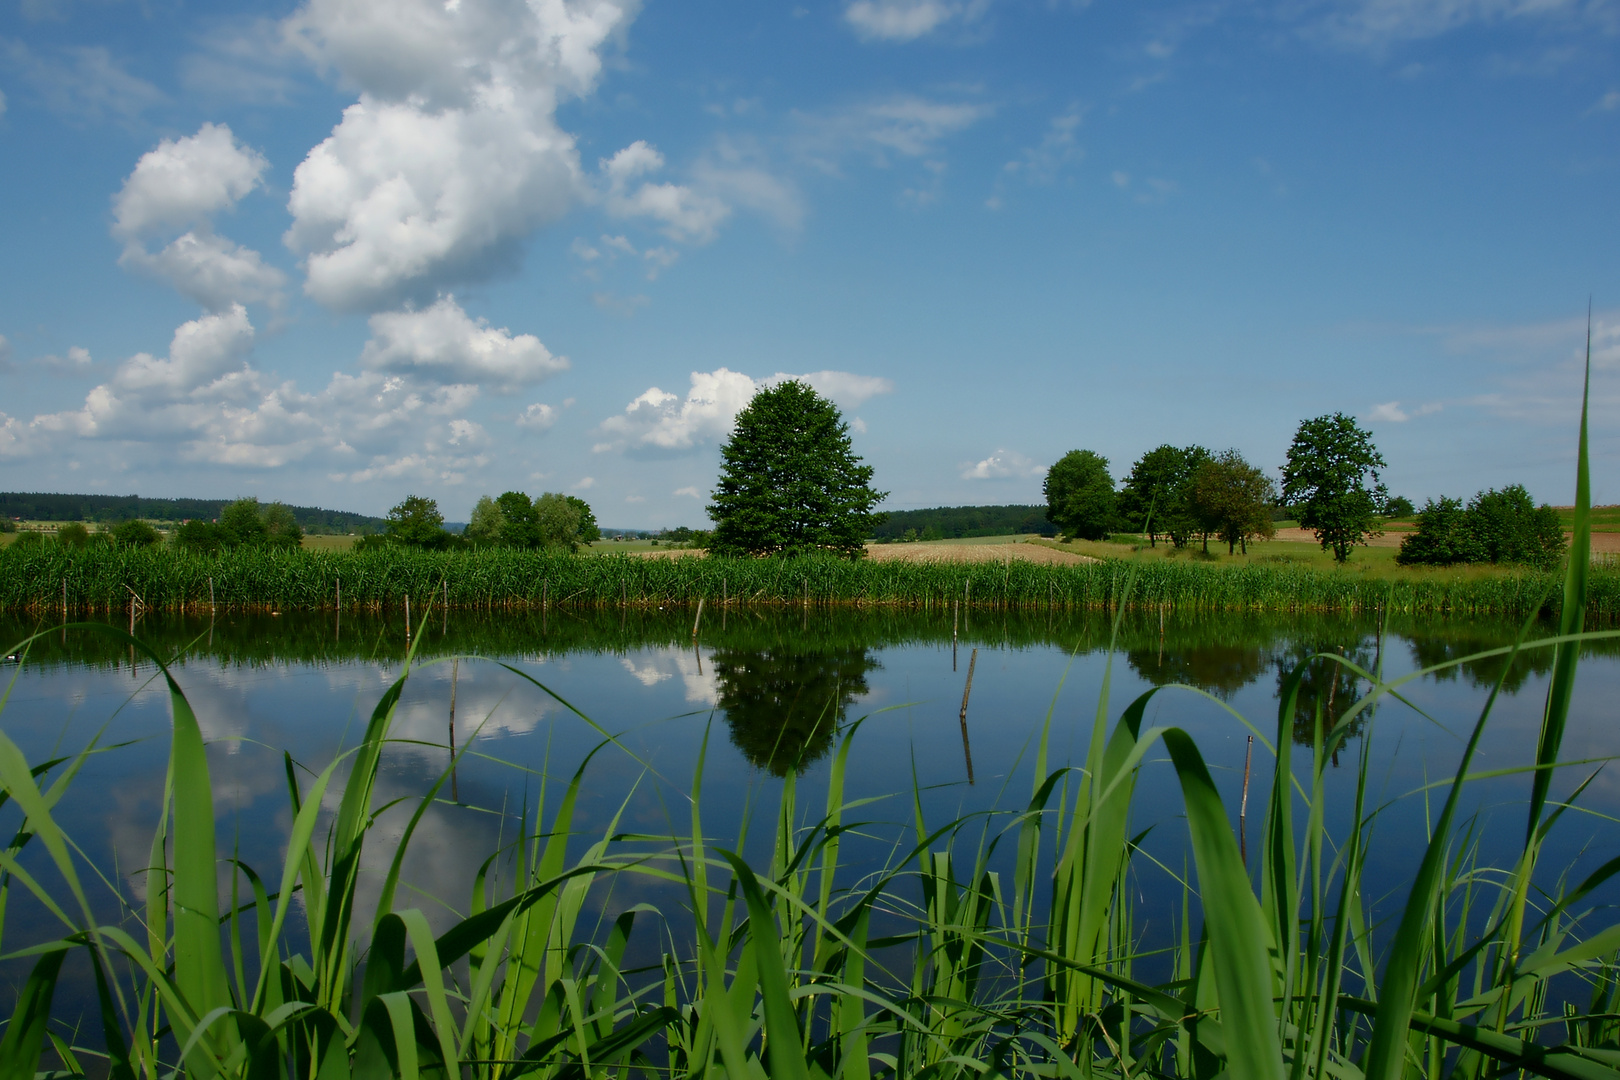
[0,0,1617,527]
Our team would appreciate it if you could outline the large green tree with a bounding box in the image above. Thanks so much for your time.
[566,496,601,543]
[1190,449,1277,555]
[1043,450,1116,541]
[1117,444,1210,547]
[707,380,886,558]
[1280,413,1388,563]
[386,495,454,548]
[495,491,541,548]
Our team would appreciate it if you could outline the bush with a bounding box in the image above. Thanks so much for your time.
[174,520,226,553]
[56,522,89,548]
[1398,486,1565,569]
[110,519,162,548]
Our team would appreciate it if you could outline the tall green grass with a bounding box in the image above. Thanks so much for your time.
[0,354,1615,1077]
[4,541,1620,619]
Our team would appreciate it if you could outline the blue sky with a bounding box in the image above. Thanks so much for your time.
[1,0,1617,526]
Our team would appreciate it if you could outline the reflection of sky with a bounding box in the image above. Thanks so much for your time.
[3,617,1619,1023]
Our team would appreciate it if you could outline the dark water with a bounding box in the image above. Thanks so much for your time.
[2,607,1618,1021]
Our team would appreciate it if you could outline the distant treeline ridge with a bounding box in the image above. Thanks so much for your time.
[871,504,1057,540]
[0,492,389,535]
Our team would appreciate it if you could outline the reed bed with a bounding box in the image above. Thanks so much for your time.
[4,541,1619,620]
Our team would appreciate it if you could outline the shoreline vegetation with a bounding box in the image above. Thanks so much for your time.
[3,541,1619,619]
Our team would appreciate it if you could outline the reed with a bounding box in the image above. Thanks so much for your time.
[4,541,1619,620]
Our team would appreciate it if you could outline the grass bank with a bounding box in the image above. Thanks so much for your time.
[2,541,1618,620]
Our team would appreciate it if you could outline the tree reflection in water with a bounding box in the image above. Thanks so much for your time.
[1126,642,1270,701]
[711,645,881,775]
[1273,638,1379,753]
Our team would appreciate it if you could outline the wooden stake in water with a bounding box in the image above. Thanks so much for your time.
[62,576,67,617]
[958,647,978,785]
[209,576,216,616]
[692,596,705,637]
[1240,734,1254,865]
[404,594,411,642]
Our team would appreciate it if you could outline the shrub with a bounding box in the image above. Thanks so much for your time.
[1398,486,1565,569]
[56,522,89,547]
[110,518,162,548]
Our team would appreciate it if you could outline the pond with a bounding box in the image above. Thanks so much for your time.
[3,606,1618,1031]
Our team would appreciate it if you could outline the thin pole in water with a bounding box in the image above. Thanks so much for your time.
[692,596,704,638]
[1240,734,1254,865]
[958,647,978,785]
[448,657,459,802]
[405,594,411,642]
[62,576,67,617]
[952,600,959,672]
[210,576,216,616]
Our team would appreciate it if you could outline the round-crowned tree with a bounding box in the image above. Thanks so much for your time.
[1044,450,1117,541]
[708,380,887,558]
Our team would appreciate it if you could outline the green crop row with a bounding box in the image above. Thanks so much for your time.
[3,542,1618,620]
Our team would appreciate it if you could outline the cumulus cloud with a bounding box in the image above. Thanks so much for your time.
[1367,400,1442,423]
[114,124,268,238]
[5,307,495,482]
[120,233,288,312]
[600,141,731,244]
[360,296,566,390]
[282,0,635,310]
[38,346,93,369]
[961,448,1047,480]
[673,485,701,498]
[112,124,285,311]
[595,367,892,454]
[572,476,595,490]
[516,402,557,429]
[843,0,990,41]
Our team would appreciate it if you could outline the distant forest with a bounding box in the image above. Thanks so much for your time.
[0,493,389,535]
[871,504,1057,541]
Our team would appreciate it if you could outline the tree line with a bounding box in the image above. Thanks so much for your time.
[375,491,601,552]
[1045,412,1567,565]
[0,491,386,533]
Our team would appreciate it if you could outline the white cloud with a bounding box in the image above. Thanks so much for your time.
[1367,400,1442,423]
[0,40,165,125]
[360,296,566,390]
[595,367,891,454]
[282,0,635,310]
[1314,0,1592,49]
[1003,110,1083,184]
[0,89,7,116]
[0,335,10,371]
[769,370,895,409]
[601,141,731,244]
[119,232,288,312]
[1596,89,1620,112]
[114,124,268,239]
[843,0,990,41]
[37,345,93,369]
[673,485,701,498]
[572,476,595,490]
[596,367,759,453]
[112,125,285,311]
[625,494,646,502]
[6,306,495,481]
[592,291,650,317]
[517,402,557,429]
[961,448,1046,480]
[797,95,991,168]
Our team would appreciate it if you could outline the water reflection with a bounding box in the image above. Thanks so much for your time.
[712,644,880,775]
[1127,642,1270,700]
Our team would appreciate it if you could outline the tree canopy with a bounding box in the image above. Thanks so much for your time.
[1280,413,1387,562]
[1117,445,1212,547]
[1190,449,1277,554]
[385,495,455,549]
[1044,450,1116,541]
[464,491,592,551]
[707,380,886,558]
